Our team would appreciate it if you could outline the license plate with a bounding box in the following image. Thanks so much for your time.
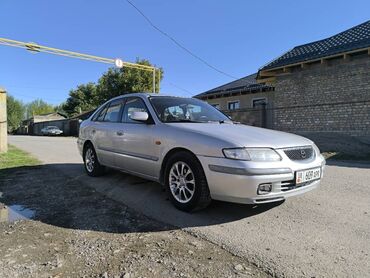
[296,167,321,184]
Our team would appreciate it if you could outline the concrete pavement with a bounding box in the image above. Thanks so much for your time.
[8,135,370,277]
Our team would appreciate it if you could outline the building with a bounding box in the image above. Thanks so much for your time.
[195,73,274,127]
[19,112,67,135]
[196,20,370,156]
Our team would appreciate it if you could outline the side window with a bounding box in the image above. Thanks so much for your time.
[122,98,148,123]
[103,99,123,122]
[95,105,109,122]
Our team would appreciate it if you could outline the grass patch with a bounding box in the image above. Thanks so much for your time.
[0,145,40,170]
[322,152,370,162]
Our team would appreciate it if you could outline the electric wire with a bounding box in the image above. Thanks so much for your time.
[125,0,238,80]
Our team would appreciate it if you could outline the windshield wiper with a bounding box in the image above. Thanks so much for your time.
[166,119,202,123]
[206,120,233,124]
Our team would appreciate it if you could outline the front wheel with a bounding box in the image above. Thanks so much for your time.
[165,151,211,212]
[83,144,105,177]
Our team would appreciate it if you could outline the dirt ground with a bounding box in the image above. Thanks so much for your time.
[0,164,267,278]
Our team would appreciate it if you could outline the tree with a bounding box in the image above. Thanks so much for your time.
[63,58,163,116]
[7,95,25,133]
[62,83,98,116]
[25,99,56,119]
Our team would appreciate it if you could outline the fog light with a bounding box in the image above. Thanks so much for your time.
[258,183,272,195]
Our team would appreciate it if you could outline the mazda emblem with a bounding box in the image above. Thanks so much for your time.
[300,149,306,158]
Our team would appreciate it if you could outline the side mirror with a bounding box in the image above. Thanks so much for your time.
[129,111,149,122]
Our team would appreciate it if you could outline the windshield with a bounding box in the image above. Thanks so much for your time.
[150,96,231,123]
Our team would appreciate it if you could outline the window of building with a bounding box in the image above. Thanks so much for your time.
[122,97,149,123]
[228,101,240,110]
[252,98,267,108]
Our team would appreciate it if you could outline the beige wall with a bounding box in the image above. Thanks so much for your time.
[204,91,273,111]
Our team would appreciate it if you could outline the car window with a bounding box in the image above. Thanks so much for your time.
[95,105,109,122]
[150,97,230,123]
[122,98,148,123]
[103,99,123,122]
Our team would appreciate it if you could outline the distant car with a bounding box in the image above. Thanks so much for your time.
[78,93,325,212]
[41,126,63,136]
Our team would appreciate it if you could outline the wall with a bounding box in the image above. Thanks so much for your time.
[32,119,70,136]
[224,107,267,127]
[204,91,273,111]
[272,54,370,156]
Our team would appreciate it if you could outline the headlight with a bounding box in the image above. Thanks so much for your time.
[223,148,281,162]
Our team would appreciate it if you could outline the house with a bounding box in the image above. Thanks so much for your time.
[18,110,96,136]
[197,20,370,155]
[19,112,67,135]
[194,73,274,127]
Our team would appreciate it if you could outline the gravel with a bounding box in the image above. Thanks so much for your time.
[7,135,370,277]
[0,160,266,278]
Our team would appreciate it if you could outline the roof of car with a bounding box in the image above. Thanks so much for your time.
[109,93,189,100]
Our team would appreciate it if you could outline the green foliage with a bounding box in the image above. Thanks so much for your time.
[0,145,40,170]
[53,103,67,115]
[6,95,25,132]
[25,99,56,119]
[62,83,98,116]
[63,58,163,116]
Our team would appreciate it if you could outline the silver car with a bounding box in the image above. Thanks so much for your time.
[41,126,63,136]
[78,93,325,211]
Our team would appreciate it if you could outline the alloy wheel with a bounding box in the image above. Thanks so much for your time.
[169,161,195,203]
[85,148,95,173]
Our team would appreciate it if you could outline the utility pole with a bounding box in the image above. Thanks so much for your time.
[0,87,7,153]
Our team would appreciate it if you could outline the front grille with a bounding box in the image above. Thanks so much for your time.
[280,180,316,192]
[284,146,314,161]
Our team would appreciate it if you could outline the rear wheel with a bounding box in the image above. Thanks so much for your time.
[83,143,105,177]
[165,151,211,212]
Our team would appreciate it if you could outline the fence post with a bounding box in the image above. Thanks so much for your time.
[0,87,7,153]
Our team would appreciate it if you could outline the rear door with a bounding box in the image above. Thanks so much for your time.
[92,98,125,167]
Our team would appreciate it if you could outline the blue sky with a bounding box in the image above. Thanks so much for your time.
[1,0,369,105]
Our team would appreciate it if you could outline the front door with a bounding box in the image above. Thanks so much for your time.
[115,97,160,179]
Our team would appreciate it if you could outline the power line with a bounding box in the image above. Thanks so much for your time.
[165,82,193,96]
[125,0,238,80]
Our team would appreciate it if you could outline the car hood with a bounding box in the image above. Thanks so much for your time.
[168,123,313,149]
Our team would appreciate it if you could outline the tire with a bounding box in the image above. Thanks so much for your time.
[165,151,211,212]
[83,143,105,177]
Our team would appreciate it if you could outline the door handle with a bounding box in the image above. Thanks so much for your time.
[116,131,124,136]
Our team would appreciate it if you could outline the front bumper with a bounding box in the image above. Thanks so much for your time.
[197,152,325,204]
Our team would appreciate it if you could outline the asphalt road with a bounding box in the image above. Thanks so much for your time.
[8,135,370,277]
